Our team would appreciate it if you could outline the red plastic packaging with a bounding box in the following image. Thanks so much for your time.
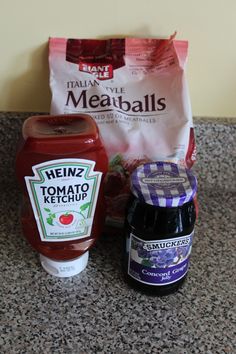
[16,114,108,265]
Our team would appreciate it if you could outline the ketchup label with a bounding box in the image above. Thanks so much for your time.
[127,233,193,286]
[25,159,102,242]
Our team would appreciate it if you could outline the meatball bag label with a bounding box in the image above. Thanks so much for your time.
[49,35,196,226]
[128,233,193,286]
[25,159,102,242]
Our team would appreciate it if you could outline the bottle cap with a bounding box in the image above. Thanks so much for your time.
[39,251,89,278]
[131,162,197,207]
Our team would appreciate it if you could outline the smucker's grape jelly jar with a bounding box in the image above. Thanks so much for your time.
[124,162,197,295]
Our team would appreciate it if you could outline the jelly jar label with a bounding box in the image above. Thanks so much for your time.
[128,233,194,286]
[25,159,102,242]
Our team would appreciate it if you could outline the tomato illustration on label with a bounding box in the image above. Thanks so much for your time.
[59,213,74,225]
[44,203,92,228]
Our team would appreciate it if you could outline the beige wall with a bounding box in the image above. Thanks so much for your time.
[1,0,236,117]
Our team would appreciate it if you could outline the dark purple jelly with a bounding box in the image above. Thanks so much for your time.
[124,162,197,296]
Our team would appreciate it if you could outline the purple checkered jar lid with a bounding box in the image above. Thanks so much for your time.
[131,162,197,207]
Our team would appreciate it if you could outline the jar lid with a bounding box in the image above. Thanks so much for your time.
[39,251,89,277]
[131,162,197,207]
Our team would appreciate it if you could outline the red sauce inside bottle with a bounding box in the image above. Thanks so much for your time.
[16,114,108,262]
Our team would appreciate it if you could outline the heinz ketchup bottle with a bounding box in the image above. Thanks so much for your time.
[16,114,108,277]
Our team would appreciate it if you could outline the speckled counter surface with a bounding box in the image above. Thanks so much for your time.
[0,113,235,354]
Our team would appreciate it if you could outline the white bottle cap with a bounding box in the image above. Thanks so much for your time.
[39,251,89,278]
